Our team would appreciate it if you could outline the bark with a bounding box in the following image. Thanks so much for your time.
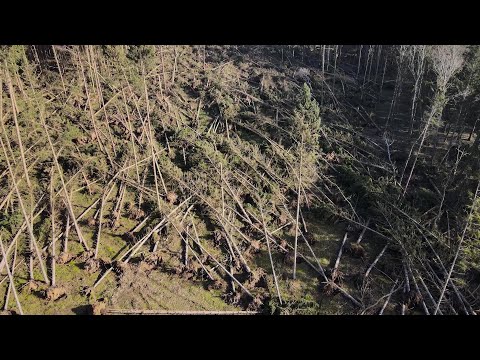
[379,279,398,315]
[364,244,388,279]
[356,218,370,244]
[259,206,283,305]
[434,180,480,314]
[0,237,23,314]
[333,232,349,275]
[39,110,90,251]
[293,140,303,279]
[0,137,49,284]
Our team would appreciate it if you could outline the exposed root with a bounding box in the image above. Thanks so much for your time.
[246,293,269,311]
[321,280,338,296]
[406,289,423,308]
[45,286,67,301]
[206,279,226,291]
[57,252,72,264]
[347,243,366,259]
[90,299,107,315]
[249,240,261,253]
[166,191,178,204]
[245,269,268,289]
[329,268,345,284]
[278,212,289,226]
[76,250,95,262]
[279,240,288,253]
[84,257,107,274]
[0,310,17,315]
[134,209,145,220]
[26,280,40,292]
[112,260,132,277]
[86,217,96,227]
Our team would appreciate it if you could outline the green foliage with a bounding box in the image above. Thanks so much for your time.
[290,83,322,149]
[460,195,480,272]
[0,210,23,237]
[36,216,51,244]
[64,122,84,143]
[0,45,26,73]
[213,88,239,121]
[414,187,438,212]
[126,45,156,63]
[336,163,378,212]
[101,45,128,64]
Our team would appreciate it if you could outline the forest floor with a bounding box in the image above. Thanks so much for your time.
[0,189,395,314]
[4,45,466,315]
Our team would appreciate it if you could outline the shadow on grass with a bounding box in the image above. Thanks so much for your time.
[72,304,91,315]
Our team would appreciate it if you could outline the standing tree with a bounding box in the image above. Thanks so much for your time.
[407,45,427,135]
[402,45,466,196]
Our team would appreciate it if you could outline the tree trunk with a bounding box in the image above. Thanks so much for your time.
[293,140,303,279]
[0,238,23,314]
[365,244,388,279]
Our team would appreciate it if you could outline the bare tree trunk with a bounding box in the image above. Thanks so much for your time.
[6,72,32,188]
[332,46,339,92]
[50,169,56,287]
[333,232,348,276]
[365,244,388,279]
[52,45,66,94]
[356,218,370,244]
[386,47,406,129]
[435,180,480,314]
[3,237,17,311]
[0,237,23,315]
[417,274,443,315]
[260,206,283,304]
[0,137,49,284]
[468,118,478,141]
[185,219,254,299]
[63,214,70,255]
[435,148,464,227]
[95,195,105,259]
[408,264,430,315]
[39,110,89,251]
[379,279,398,315]
[367,45,375,83]
[406,46,423,132]
[403,97,443,196]
[172,46,178,86]
[89,46,117,157]
[374,45,382,85]
[380,52,388,95]
[356,45,363,78]
[293,139,303,279]
[0,80,18,169]
[322,45,326,77]
[77,52,113,166]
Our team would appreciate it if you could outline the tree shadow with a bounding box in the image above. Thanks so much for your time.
[71,305,91,315]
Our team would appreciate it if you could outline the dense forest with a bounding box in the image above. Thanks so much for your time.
[0,45,479,315]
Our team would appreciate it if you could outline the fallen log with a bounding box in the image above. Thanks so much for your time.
[356,218,370,244]
[379,279,399,315]
[105,309,260,315]
[364,244,388,279]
